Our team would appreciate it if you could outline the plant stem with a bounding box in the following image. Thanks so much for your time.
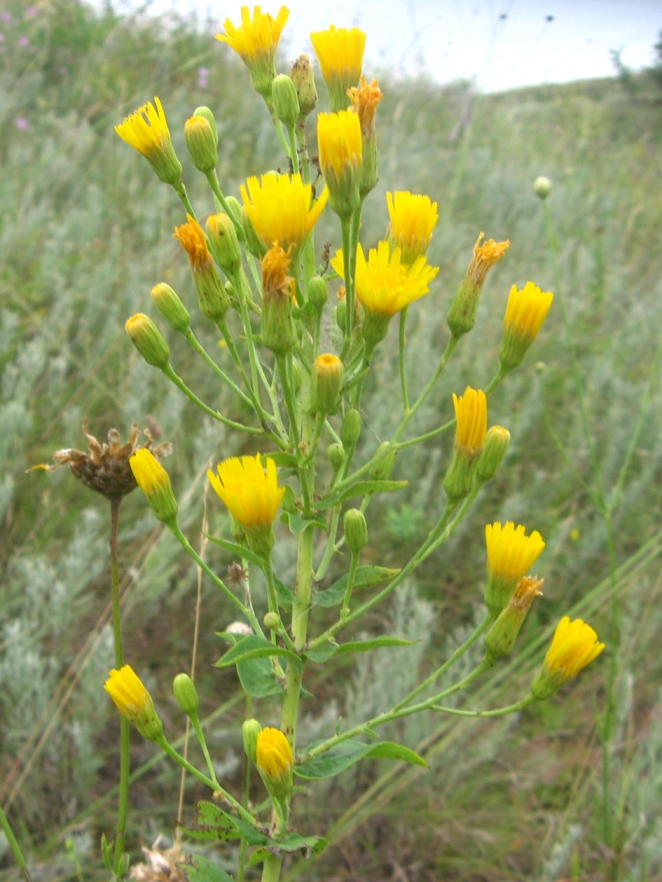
[399,307,410,411]
[183,329,255,409]
[0,801,32,882]
[340,552,360,619]
[109,499,130,878]
[174,182,196,219]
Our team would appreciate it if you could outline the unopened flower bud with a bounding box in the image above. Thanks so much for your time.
[261,244,297,355]
[335,299,347,332]
[206,213,241,278]
[193,106,218,145]
[224,195,244,229]
[476,426,510,484]
[242,718,262,764]
[530,616,604,700]
[369,442,397,481]
[311,354,343,416]
[125,313,170,371]
[340,409,362,450]
[290,54,317,121]
[173,673,199,717]
[272,74,300,128]
[327,442,345,474]
[242,207,267,258]
[130,448,178,526]
[256,727,294,801]
[533,176,552,199]
[151,283,190,334]
[447,233,510,339]
[263,611,281,631]
[184,115,218,173]
[308,276,328,311]
[105,665,164,742]
[344,508,368,554]
[484,576,543,662]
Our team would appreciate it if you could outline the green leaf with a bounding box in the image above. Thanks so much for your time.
[214,634,300,668]
[247,835,328,865]
[204,534,264,569]
[274,578,295,609]
[295,740,428,779]
[237,657,283,697]
[317,480,408,510]
[266,451,299,468]
[315,566,400,607]
[280,510,328,534]
[180,854,234,882]
[303,640,339,663]
[334,636,418,655]
[179,802,241,842]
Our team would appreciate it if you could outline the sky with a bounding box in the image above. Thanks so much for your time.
[105,0,661,93]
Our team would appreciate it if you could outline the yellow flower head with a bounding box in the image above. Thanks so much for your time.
[256,726,294,799]
[348,76,383,136]
[452,387,487,453]
[500,281,554,372]
[240,173,328,252]
[174,214,212,270]
[261,242,294,299]
[130,448,178,525]
[217,5,289,62]
[467,232,511,286]
[310,25,366,110]
[208,454,285,531]
[332,241,438,318]
[115,98,182,186]
[532,617,605,699]
[387,191,439,264]
[104,665,163,741]
[317,110,362,216]
[485,521,545,582]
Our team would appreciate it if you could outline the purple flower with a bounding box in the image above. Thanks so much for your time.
[198,67,209,77]
[1,12,11,23]
[15,117,29,130]
[19,35,30,48]
[26,5,38,16]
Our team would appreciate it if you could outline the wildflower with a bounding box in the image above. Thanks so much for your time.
[317,110,362,217]
[255,727,294,800]
[216,6,289,99]
[151,283,190,335]
[386,191,439,264]
[531,617,605,699]
[206,213,241,278]
[475,425,511,484]
[271,73,299,127]
[447,232,510,338]
[174,215,229,322]
[484,521,545,616]
[115,97,182,187]
[172,673,199,718]
[260,243,297,354]
[310,25,366,111]
[130,448,178,526]
[242,718,262,763]
[30,421,172,501]
[484,575,544,661]
[104,665,164,742]
[125,313,170,371]
[534,176,552,199]
[289,54,317,120]
[499,281,554,372]
[331,241,438,347]
[348,76,383,197]
[311,354,344,416]
[184,114,218,173]
[443,387,487,503]
[15,117,28,130]
[240,173,328,252]
[208,454,285,556]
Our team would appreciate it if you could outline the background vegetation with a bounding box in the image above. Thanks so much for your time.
[1,1,662,879]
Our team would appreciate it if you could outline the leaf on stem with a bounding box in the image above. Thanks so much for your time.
[315,565,401,607]
[247,835,328,865]
[295,739,428,779]
[317,480,408,510]
[180,855,235,882]
[237,657,284,697]
[214,634,301,668]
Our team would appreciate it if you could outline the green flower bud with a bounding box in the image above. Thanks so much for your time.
[242,718,262,764]
[129,448,178,527]
[476,426,510,484]
[173,673,199,717]
[263,611,281,631]
[261,244,297,355]
[311,354,344,416]
[340,408,362,449]
[193,106,219,146]
[369,442,397,481]
[308,275,328,311]
[533,176,552,199]
[447,234,510,339]
[290,54,318,121]
[125,313,170,371]
[184,115,218,174]
[290,358,303,396]
[484,576,543,663]
[272,74,300,128]
[150,283,190,334]
[224,195,244,229]
[327,442,345,475]
[344,508,368,555]
[206,213,241,278]
[335,299,347,333]
[242,206,267,259]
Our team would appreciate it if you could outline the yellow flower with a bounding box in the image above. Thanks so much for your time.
[467,232,511,286]
[174,214,212,269]
[500,281,554,371]
[484,521,545,616]
[452,387,487,453]
[240,173,328,252]
[310,25,366,111]
[532,617,605,699]
[208,455,285,554]
[317,110,363,217]
[387,191,439,264]
[216,6,289,97]
[260,244,297,354]
[256,727,294,800]
[332,241,438,318]
[174,215,229,322]
[348,77,382,136]
[115,97,182,186]
[130,448,178,525]
[104,665,164,741]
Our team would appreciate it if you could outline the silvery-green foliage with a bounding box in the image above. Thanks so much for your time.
[539,824,583,882]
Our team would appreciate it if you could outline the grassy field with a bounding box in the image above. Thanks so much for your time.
[1,1,662,880]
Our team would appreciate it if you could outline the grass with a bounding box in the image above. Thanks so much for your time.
[1,1,662,879]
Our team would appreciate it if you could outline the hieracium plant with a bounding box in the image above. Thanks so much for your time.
[19,7,606,882]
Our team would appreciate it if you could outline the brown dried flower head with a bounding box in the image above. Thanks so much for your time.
[130,837,186,882]
[31,420,172,501]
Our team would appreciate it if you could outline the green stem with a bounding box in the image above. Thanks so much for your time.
[315,506,341,580]
[277,354,301,449]
[183,329,255,409]
[399,307,410,412]
[274,118,292,161]
[236,694,253,882]
[109,499,130,878]
[205,172,245,238]
[340,552,360,619]
[0,800,32,882]
[431,697,534,717]
[340,216,355,341]
[287,125,300,174]
[190,713,220,788]
[174,182,196,219]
